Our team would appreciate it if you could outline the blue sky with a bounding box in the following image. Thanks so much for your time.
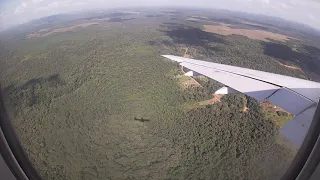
[1,0,320,30]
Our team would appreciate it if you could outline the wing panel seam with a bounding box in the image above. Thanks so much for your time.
[181,61,316,103]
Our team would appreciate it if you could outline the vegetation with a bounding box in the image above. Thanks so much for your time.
[169,95,295,180]
[159,19,320,81]
[0,8,316,180]
[193,76,224,93]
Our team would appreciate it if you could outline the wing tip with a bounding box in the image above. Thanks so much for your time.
[161,55,185,63]
[161,55,172,59]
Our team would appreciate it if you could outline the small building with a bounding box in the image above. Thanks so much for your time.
[214,86,239,95]
[184,71,201,77]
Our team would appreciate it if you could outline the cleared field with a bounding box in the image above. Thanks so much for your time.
[261,100,293,127]
[203,24,298,42]
[26,22,99,38]
[241,21,267,28]
[198,94,223,105]
[276,61,307,79]
[278,61,303,71]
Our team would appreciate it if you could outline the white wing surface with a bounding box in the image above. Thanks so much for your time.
[162,55,320,148]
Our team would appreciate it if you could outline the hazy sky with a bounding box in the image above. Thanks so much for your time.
[1,0,320,30]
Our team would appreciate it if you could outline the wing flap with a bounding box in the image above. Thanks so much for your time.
[280,106,317,147]
[162,55,320,103]
[181,62,280,101]
[163,55,320,148]
[267,88,315,116]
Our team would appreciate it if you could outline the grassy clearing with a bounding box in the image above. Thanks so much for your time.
[261,101,293,128]
[203,24,299,42]
[26,22,100,38]
[177,75,191,84]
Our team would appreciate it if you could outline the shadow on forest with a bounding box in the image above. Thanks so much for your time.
[161,23,225,47]
[19,74,64,90]
[3,74,65,107]
[209,18,270,31]
[186,19,198,23]
[145,15,163,18]
[235,24,270,31]
[107,18,135,22]
[38,15,63,23]
[134,117,150,122]
[246,24,270,31]
[161,22,180,27]
[161,40,173,46]
[148,40,173,46]
[263,42,320,77]
[148,41,157,46]
[108,12,132,17]
[161,11,184,15]
[210,18,238,25]
[304,45,320,56]
[83,12,131,21]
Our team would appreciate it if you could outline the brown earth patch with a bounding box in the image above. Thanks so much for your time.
[183,47,191,58]
[203,24,299,42]
[277,61,307,78]
[191,16,209,19]
[210,94,224,104]
[278,62,302,71]
[261,100,287,113]
[38,26,58,33]
[260,100,293,128]
[241,21,267,28]
[211,22,233,27]
[198,94,224,106]
[26,22,99,38]
[181,78,201,89]
[186,18,200,21]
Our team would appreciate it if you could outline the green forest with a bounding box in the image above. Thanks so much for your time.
[0,9,315,180]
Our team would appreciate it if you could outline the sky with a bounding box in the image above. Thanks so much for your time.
[1,0,320,30]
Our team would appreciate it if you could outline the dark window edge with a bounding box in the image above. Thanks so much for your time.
[282,101,320,180]
[0,88,42,180]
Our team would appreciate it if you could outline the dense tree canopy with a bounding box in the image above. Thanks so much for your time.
[0,9,306,180]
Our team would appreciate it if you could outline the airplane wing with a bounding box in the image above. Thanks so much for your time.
[162,55,320,148]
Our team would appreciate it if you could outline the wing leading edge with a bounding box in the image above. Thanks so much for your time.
[162,55,320,148]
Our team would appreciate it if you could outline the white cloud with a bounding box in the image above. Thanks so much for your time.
[34,1,86,13]
[237,0,270,4]
[278,2,290,9]
[308,14,315,21]
[0,12,4,22]
[14,2,27,14]
[289,0,307,6]
[32,0,45,3]
[260,0,270,4]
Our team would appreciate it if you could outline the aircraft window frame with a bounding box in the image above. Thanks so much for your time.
[283,101,320,180]
[0,90,42,180]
